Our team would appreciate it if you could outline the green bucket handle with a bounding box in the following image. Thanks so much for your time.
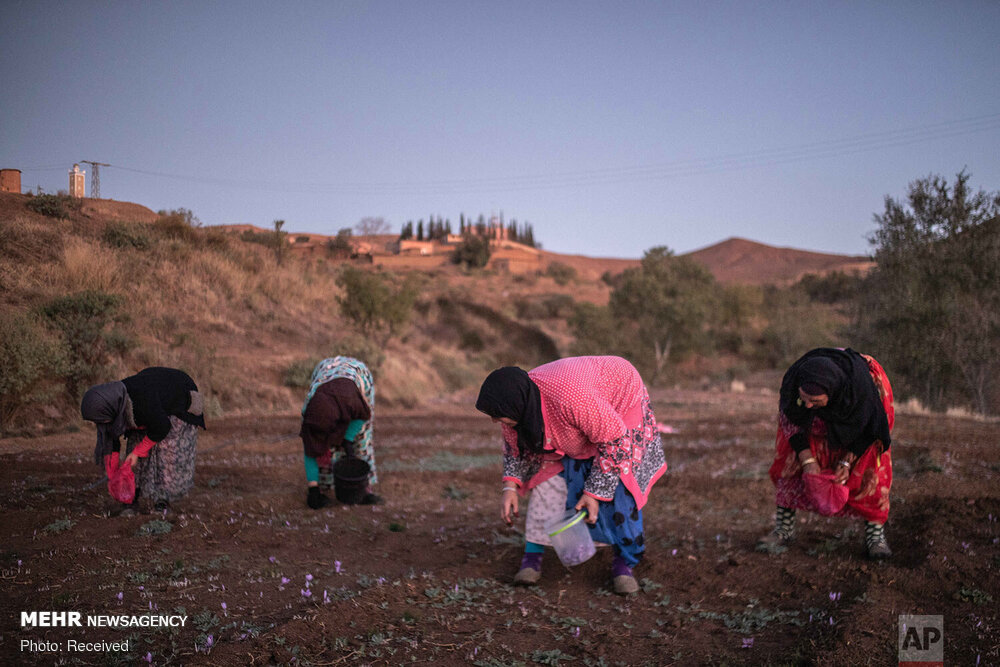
[548,510,588,537]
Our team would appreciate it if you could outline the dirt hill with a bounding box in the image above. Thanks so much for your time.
[683,237,872,285]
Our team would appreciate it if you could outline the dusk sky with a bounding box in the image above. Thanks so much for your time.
[2,1,998,258]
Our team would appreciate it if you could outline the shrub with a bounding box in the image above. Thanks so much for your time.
[542,294,575,318]
[154,209,199,242]
[795,271,864,304]
[327,228,353,256]
[335,267,417,346]
[545,261,577,286]
[283,358,322,389]
[102,222,153,250]
[336,334,386,377]
[451,236,491,268]
[240,230,272,247]
[40,290,133,396]
[459,330,485,351]
[0,312,66,433]
[26,194,75,219]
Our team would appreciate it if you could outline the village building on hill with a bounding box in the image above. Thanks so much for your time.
[215,214,542,273]
[376,215,541,273]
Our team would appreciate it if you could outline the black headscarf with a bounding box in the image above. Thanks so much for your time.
[81,381,130,464]
[779,348,892,456]
[475,367,545,457]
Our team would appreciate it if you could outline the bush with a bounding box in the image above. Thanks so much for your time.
[327,228,353,256]
[40,290,132,396]
[283,358,322,389]
[154,209,199,242]
[545,261,577,286]
[102,222,153,250]
[336,334,386,377]
[451,236,491,268]
[240,230,272,247]
[0,312,66,433]
[795,271,864,304]
[26,194,75,219]
[335,267,417,346]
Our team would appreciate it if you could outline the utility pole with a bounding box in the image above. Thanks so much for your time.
[81,160,110,198]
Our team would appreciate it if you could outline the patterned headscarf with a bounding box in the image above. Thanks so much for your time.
[81,381,130,465]
[475,367,545,457]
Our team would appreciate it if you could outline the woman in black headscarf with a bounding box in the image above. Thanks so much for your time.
[758,348,895,559]
[82,367,205,513]
[476,356,668,595]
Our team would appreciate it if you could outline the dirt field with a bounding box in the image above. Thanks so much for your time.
[2,389,997,666]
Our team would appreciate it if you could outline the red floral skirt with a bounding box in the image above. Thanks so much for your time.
[768,354,894,524]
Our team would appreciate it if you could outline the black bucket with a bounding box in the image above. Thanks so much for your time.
[333,456,370,505]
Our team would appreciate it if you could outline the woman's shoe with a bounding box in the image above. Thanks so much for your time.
[513,552,542,585]
[612,555,639,594]
[866,536,892,560]
[613,574,639,594]
[755,530,795,554]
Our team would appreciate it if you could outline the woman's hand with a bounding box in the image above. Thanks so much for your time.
[833,452,857,485]
[501,487,519,525]
[797,449,820,476]
[574,494,600,525]
[124,452,139,468]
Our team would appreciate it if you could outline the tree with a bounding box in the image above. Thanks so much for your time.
[354,217,391,238]
[854,171,1000,414]
[327,228,354,257]
[451,235,491,269]
[417,220,424,241]
[399,221,413,241]
[607,247,718,382]
[335,267,417,346]
[273,219,286,265]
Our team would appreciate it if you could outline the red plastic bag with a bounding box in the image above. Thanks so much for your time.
[803,471,849,516]
[104,453,136,504]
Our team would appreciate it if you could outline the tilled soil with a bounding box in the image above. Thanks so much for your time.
[2,389,997,665]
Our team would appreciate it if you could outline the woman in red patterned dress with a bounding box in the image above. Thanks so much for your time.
[758,348,894,559]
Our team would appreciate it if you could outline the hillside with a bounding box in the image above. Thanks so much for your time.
[214,221,869,285]
[684,237,872,285]
[1,192,868,433]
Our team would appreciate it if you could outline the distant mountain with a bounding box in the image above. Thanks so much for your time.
[681,237,872,285]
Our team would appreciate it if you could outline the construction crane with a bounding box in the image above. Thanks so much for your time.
[81,160,110,198]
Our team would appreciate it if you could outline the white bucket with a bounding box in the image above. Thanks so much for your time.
[546,509,596,567]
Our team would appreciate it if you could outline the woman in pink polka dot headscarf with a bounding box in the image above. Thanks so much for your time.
[476,355,668,595]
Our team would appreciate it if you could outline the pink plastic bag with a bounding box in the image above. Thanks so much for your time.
[803,471,849,516]
[104,453,136,504]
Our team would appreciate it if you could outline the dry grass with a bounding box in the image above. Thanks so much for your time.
[895,396,997,422]
[58,237,121,293]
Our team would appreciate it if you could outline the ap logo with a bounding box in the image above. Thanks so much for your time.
[898,615,943,667]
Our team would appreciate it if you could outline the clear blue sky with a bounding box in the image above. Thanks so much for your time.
[3,1,998,258]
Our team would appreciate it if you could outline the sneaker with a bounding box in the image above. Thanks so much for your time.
[360,493,384,506]
[613,574,639,595]
[866,537,892,560]
[513,566,541,585]
[755,530,795,554]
